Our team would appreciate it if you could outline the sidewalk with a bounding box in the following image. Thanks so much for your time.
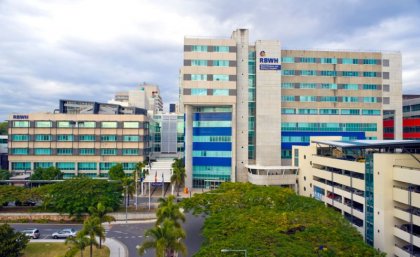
[29,237,128,257]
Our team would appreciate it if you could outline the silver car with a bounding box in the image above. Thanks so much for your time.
[52,228,77,239]
[22,228,40,239]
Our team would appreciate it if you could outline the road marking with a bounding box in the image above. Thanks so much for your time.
[42,235,49,239]
[125,236,130,238]
[131,236,136,238]
[138,236,143,238]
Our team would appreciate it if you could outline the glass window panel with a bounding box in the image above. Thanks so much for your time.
[101,122,117,128]
[123,122,139,128]
[13,121,29,128]
[35,121,52,128]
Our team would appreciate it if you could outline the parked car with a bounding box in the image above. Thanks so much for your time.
[400,224,420,236]
[52,228,77,239]
[402,245,420,257]
[15,200,36,206]
[22,228,40,239]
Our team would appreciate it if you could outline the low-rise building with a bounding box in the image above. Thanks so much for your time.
[0,135,8,170]
[293,137,420,256]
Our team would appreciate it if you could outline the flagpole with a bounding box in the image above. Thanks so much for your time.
[162,173,164,198]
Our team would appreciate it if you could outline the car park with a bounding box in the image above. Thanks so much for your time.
[400,224,420,236]
[22,228,40,239]
[52,228,77,239]
[402,245,420,257]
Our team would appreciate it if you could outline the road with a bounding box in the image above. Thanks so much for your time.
[10,213,204,257]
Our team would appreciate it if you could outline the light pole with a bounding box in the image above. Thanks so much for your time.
[221,249,247,257]
[124,185,128,224]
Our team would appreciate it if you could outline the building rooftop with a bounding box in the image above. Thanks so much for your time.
[312,139,420,149]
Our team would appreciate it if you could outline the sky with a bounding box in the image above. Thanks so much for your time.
[1,0,420,121]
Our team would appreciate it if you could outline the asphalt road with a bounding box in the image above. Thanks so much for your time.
[10,213,204,257]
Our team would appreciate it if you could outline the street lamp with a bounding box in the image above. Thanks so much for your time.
[123,185,128,224]
[221,249,247,257]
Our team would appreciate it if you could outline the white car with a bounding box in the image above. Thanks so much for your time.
[52,228,77,239]
[22,228,40,239]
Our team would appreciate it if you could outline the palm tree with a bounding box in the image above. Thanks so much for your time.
[122,177,135,206]
[135,161,149,180]
[88,202,115,248]
[156,195,185,227]
[138,219,187,257]
[171,159,186,197]
[65,232,90,257]
[80,217,104,257]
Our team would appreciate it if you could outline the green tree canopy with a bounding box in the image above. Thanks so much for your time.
[156,195,185,227]
[30,166,63,180]
[0,121,7,135]
[182,183,385,257]
[0,169,11,180]
[0,223,29,257]
[0,185,31,205]
[109,163,125,180]
[35,177,122,217]
[171,158,186,196]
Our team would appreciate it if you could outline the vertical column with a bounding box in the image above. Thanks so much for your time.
[185,105,193,189]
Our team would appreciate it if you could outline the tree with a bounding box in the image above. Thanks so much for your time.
[156,195,185,227]
[109,163,125,181]
[138,219,187,257]
[181,183,385,257]
[30,166,63,180]
[80,217,104,257]
[34,177,122,217]
[135,161,149,181]
[0,169,10,180]
[65,232,90,257]
[170,158,186,196]
[88,202,116,248]
[0,223,29,257]
[0,185,30,206]
[0,121,7,135]
[122,177,134,206]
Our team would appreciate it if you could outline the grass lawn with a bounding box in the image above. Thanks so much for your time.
[23,242,110,257]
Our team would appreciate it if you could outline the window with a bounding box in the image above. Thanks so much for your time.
[13,121,29,128]
[57,134,73,141]
[35,121,52,128]
[281,149,292,159]
[294,149,299,166]
[123,122,139,128]
[383,84,390,92]
[99,162,117,170]
[78,121,96,128]
[342,71,359,77]
[57,148,73,155]
[57,121,72,128]
[191,74,207,81]
[298,109,318,115]
[34,162,53,169]
[35,134,51,141]
[281,83,294,89]
[213,89,229,96]
[363,97,377,103]
[34,148,51,155]
[382,59,389,67]
[192,151,232,157]
[320,96,337,102]
[299,57,316,63]
[212,60,229,66]
[101,149,117,155]
[383,72,390,79]
[320,70,337,76]
[123,135,140,142]
[363,59,378,65]
[363,72,377,77]
[282,70,295,76]
[321,83,337,89]
[56,162,75,170]
[282,96,295,102]
[191,89,207,96]
[123,149,139,155]
[191,45,207,52]
[300,96,316,102]
[101,135,117,141]
[321,58,337,64]
[79,148,95,155]
[281,108,296,114]
[101,122,117,128]
[342,97,359,103]
[363,84,378,90]
[341,109,360,115]
[342,84,358,90]
[11,162,31,170]
[342,58,358,64]
[282,57,295,63]
[213,74,229,81]
[193,136,231,142]
[191,60,208,66]
[383,97,390,104]
[12,134,29,141]
[122,162,136,170]
[193,121,231,127]
[213,46,230,52]
[301,70,317,76]
[362,110,381,116]
[79,135,95,141]
[11,148,28,155]
[78,162,97,171]
[300,83,316,89]
[319,109,339,115]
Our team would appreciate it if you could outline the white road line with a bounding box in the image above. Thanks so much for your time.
[125,236,129,238]
[138,236,142,238]
[131,236,136,238]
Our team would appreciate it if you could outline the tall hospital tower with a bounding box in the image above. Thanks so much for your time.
[180,29,402,189]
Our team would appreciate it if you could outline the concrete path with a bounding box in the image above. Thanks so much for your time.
[29,237,128,257]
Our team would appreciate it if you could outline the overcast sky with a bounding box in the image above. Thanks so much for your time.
[1,0,420,121]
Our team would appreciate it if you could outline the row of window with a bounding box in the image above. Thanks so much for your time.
[192,121,232,128]
[192,136,231,142]
[190,74,231,81]
[282,70,387,78]
[403,104,420,113]
[189,88,230,96]
[11,162,138,171]
[11,134,145,142]
[189,45,232,52]
[12,121,147,129]
[281,83,380,90]
[281,57,384,65]
[403,127,420,133]
[281,108,381,116]
[281,96,380,103]
[282,122,377,132]
[189,60,231,67]
[192,150,232,157]
[10,148,143,156]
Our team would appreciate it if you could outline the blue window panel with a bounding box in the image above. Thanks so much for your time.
[193,157,232,166]
[281,131,365,149]
[193,142,232,151]
[193,112,232,121]
[193,127,232,136]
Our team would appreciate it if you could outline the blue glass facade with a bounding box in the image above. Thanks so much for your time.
[365,153,374,246]
[192,109,232,188]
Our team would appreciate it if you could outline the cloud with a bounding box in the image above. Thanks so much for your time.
[0,0,419,121]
